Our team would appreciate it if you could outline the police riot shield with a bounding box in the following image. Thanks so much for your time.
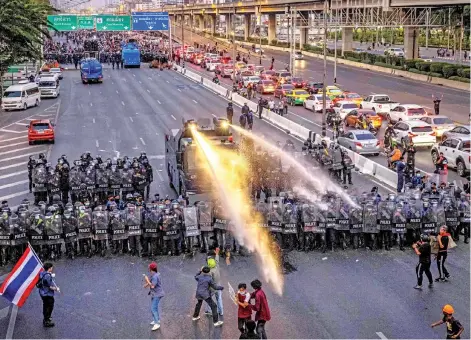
[349,205,363,234]
[133,171,147,192]
[93,208,109,240]
[95,167,109,192]
[143,204,160,238]
[324,201,337,230]
[433,202,446,230]
[126,205,142,236]
[184,206,200,237]
[363,203,379,234]
[335,200,350,231]
[253,202,269,230]
[33,165,48,193]
[444,201,460,229]
[48,170,61,196]
[69,167,84,193]
[377,201,394,231]
[109,168,122,192]
[314,206,327,234]
[421,204,438,235]
[459,198,470,225]
[267,198,283,233]
[121,168,134,192]
[62,213,78,243]
[0,213,11,246]
[44,213,63,245]
[392,203,407,234]
[213,201,230,231]
[301,204,316,233]
[110,210,127,240]
[29,211,45,246]
[84,168,96,193]
[162,213,179,240]
[407,199,422,231]
[14,211,28,245]
[282,204,298,234]
[197,201,213,232]
[76,209,92,240]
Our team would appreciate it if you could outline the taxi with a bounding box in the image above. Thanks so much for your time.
[332,91,362,106]
[27,119,55,145]
[234,61,246,70]
[318,85,343,100]
[344,109,382,129]
[286,89,310,106]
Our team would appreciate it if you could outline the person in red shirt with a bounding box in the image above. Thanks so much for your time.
[234,283,252,334]
[250,279,271,339]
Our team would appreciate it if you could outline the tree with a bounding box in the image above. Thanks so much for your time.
[0,0,55,94]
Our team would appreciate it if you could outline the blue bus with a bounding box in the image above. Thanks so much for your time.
[122,42,141,68]
[80,58,103,84]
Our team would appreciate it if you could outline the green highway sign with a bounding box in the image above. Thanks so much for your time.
[47,15,78,31]
[95,15,131,31]
[78,16,95,30]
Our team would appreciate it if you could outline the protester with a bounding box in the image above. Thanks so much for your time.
[250,279,271,339]
[205,248,223,316]
[143,262,164,331]
[37,262,60,328]
[235,283,252,334]
[192,266,224,327]
[431,304,465,339]
[240,320,260,339]
[413,235,433,289]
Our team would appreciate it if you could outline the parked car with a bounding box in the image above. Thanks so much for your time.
[344,109,382,129]
[289,77,307,88]
[305,82,324,94]
[332,101,359,119]
[286,89,310,106]
[294,51,304,60]
[49,67,63,80]
[392,120,436,148]
[360,94,399,115]
[337,130,381,155]
[387,104,427,123]
[274,84,295,98]
[243,76,261,87]
[441,125,470,142]
[384,48,405,57]
[303,94,332,113]
[318,85,343,100]
[256,80,276,94]
[419,115,456,139]
[221,65,234,78]
[272,70,292,84]
[27,119,55,145]
[260,70,276,80]
[431,136,470,177]
[332,91,363,106]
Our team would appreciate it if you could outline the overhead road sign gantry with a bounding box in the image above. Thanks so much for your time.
[96,15,131,31]
[47,15,78,31]
[131,12,169,31]
[78,16,95,30]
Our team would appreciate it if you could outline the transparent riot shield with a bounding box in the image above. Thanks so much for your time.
[324,201,337,230]
[335,200,350,231]
[421,204,438,235]
[93,209,109,240]
[63,213,78,242]
[282,204,298,234]
[77,209,92,240]
[392,204,407,234]
[126,205,142,236]
[253,202,269,229]
[459,198,470,225]
[29,211,45,246]
[407,199,423,231]
[432,202,445,230]
[184,206,200,237]
[109,168,122,192]
[314,206,327,234]
[0,213,11,246]
[121,168,134,192]
[33,165,48,193]
[69,167,84,193]
[14,212,28,245]
[84,168,96,193]
[267,198,283,233]
[197,201,213,232]
[213,201,230,231]
[363,203,379,234]
[162,213,178,240]
[377,201,394,232]
[349,205,363,234]
[301,204,316,233]
[443,200,460,229]
[48,170,61,195]
[143,204,160,238]
[45,213,63,245]
[96,167,109,192]
[110,210,127,240]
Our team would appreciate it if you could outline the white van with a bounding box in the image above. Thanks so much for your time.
[38,76,60,98]
[1,82,41,111]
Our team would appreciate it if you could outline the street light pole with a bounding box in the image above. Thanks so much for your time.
[258,6,262,65]
[232,0,236,93]
[181,4,184,68]
[333,5,337,84]
[321,0,328,138]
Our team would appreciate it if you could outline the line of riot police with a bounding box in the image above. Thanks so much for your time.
[28,152,153,207]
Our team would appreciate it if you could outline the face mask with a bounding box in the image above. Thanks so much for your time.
[51,273,56,278]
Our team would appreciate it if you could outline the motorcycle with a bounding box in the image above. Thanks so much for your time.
[213,77,220,85]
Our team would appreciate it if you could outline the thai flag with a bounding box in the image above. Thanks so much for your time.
[0,244,43,307]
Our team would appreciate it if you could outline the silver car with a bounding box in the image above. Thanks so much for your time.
[338,130,381,156]
[294,51,304,60]
[441,125,470,142]
[419,115,456,140]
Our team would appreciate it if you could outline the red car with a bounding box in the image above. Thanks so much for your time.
[28,119,55,145]
[274,84,295,98]
[260,70,276,80]
[256,80,276,94]
[290,77,307,88]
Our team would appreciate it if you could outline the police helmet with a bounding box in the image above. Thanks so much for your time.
[126,193,133,200]
[61,154,67,160]
[48,205,57,213]
[140,152,147,158]
[86,151,91,157]
[420,234,430,243]
[29,155,35,161]
[52,194,61,202]
[39,153,45,159]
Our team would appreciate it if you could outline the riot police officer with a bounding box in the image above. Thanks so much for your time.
[28,156,36,193]
[226,102,234,124]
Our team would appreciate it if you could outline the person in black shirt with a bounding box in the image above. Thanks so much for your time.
[432,94,443,115]
[431,304,465,339]
[435,226,451,282]
[413,234,433,289]
[240,320,260,339]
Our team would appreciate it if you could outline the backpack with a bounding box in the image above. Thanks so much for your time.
[36,272,50,289]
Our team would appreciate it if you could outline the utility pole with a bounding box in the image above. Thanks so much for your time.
[321,0,328,138]
[232,0,236,93]
[181,4,185,68]
[258,6,262,65]
[459,11,464,64]
[333,4,337,84]
[425,9,429,50]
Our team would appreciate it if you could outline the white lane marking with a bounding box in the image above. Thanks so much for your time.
[0,162,27,171]
[166,80,169,83]
[129,117,134,122]
[14,123,27,126]
[0,190,30,202]
[0,141,27,150]
[139,81,142,84]
[171,115,177,120]
[157,171,164,182]
[121,101,125,106]
[140,138,146,146]
[116,90,119,94]
[0,306,9,320]
[149,155,165,160]
[0,102,59,130]
[192,99,198,104]
[0,136,26,143]
[0,145,42,156]
[5,305,18,339]
[95,140,99,148]
[177,88,181,92]
[0,151,41,163]
[133,74,135,77]
[112,82,114,85]
[90,103,93,107]
[157,100,161,104]
[148,77,151,80]
[23,118,36,121]
[89,90,91,95]
[0,170,27,180]
[376,332,388,339]
[0,180,29,190]
[38,114,54,117]
[155,132,159,136]
[92,118,96,124]
[147,89,150,93]
[211,114,217,118]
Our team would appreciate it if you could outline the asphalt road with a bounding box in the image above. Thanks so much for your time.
[169,27,469,184]
[0,65,469,339]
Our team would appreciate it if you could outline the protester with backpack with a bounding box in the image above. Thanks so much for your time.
[37,262,60,327]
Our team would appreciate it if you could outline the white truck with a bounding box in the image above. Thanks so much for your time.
[431,136,470,177]
[360,94,399,114]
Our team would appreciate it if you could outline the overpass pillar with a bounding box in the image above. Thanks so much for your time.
[341,27,353,55]
[225,14,232,39]
[404,27,419,59]
[268,13,276,44]
[244,14,251,41]
[299,27,308,49]
[199,15,205,31]
[208,14,216,35]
